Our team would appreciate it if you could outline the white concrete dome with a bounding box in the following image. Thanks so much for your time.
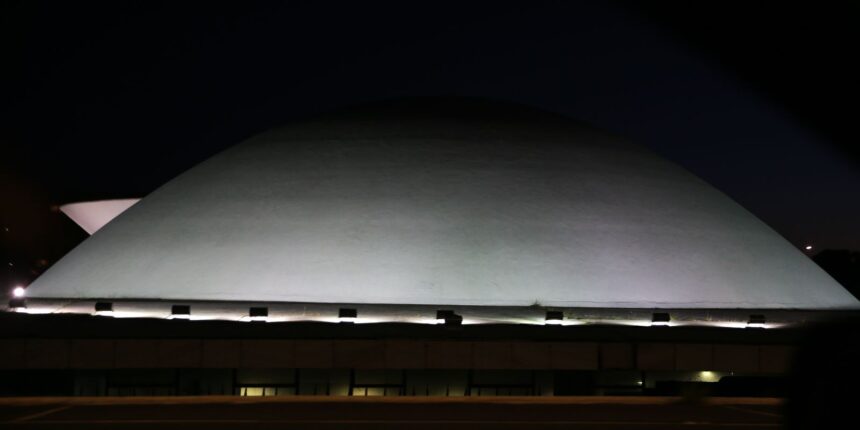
[26,99,859,310]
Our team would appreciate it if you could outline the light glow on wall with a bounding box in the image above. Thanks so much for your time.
[698,371,720,382]
[15,307,52,314]
[3,298,805,330]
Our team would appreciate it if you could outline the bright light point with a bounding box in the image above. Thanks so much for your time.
[650,321,670,327]
[636,381,643,386]
[804,245,813,251]
[608,319,654,327]
[545,319,563,325]
[94,310,114,317]
[16,308,52,314]
[339,316,357,323]
[702,321,750,329]
[12,286,25,298]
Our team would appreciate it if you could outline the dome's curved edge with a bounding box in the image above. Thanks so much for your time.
[23,294,860,310]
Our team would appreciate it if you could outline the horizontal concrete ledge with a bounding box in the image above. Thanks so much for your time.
[12,298,859,328]
[0,311,829,344]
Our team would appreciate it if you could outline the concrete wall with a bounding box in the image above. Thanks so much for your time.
[0,339,795,373]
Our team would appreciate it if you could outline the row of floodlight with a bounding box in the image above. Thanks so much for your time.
[649,312,766,328]
[100,303,461,325]
[8,300,768,328]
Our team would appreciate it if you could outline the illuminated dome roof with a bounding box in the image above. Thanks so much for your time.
[26,99,859,309]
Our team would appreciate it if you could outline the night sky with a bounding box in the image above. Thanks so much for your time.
[2,1,858,289]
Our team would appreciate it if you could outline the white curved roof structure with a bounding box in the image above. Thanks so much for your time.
[26,100,859,310]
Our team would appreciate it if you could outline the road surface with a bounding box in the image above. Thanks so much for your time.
[0,396,783,429]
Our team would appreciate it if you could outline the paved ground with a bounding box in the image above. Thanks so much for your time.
[0,396,783,429]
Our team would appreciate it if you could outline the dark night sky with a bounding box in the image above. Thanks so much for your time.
[2,1,859,288]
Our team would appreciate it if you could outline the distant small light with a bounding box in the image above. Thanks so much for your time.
[804,245,813,251]
[651,312,671,327]
[338,308,357,323]
[436,310,454,324]
[94,301,114,317]
[636,380,644,386]
[12,286,26,298]
[248,307,269,322]
[545,310,564,325]
[169,304,191,320]
[747,314,766,329]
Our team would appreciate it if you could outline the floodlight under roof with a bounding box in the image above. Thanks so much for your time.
[545,310,564,325]
[170,304,191,319]
[338,308,357,323]
[442,313,463,327]
[94,301,114,317]
[248,306,269,322]
[651,312,671,327]
[436,310,454,324]
[747,314,766,329]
